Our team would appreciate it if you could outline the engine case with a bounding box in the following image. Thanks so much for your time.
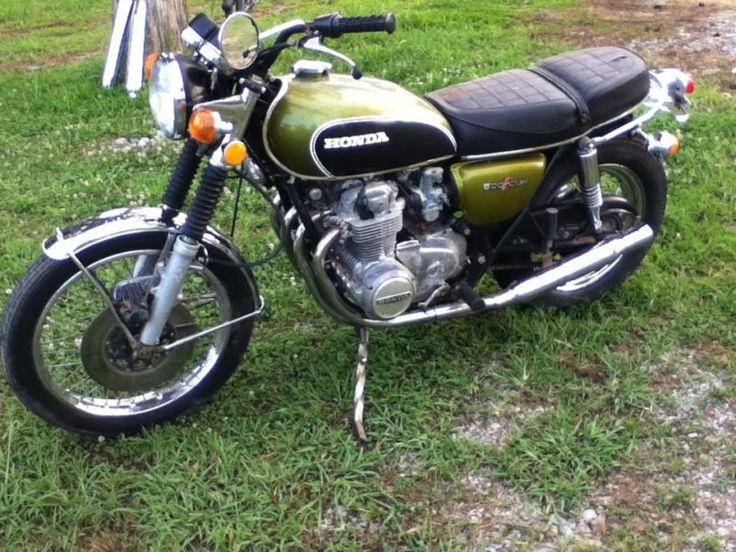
[335,258,416,320]
[329,177,467,320]
[395,229,467,302]
[332,181,417,320]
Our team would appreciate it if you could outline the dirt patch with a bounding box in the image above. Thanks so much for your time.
[1,53,101,74]
[535,0,736,85]
[574,350,736,550]
[455,403,556,448]
[440,347,736,549]
[435,473,616,550]
[440,475,555,550]
[319,505,379,536]
[82,136,171,158]
[1,20,84,38]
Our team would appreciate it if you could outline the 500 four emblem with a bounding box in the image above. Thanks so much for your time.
[324,131,390,150]
[483,177,529,192]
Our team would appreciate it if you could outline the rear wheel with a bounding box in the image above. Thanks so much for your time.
[2,232,257,436]
[493,140,667,307]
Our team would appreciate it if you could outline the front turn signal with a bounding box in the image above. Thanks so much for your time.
[144,53,159,81]
[188,108,219,144]
[223,140,248,166]
[668,138,681,157]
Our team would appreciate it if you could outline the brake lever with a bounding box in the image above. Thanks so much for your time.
[301,36,363,79]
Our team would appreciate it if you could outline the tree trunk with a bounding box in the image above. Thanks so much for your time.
[147,0,189,53]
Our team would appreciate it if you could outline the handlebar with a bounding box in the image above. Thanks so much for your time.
[310,13,396,38]
[183,11,396,79]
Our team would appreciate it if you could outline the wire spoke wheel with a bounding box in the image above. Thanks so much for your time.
[492,140,667,307]
[32,248,232,417]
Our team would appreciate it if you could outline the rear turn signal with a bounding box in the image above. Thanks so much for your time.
[188,108,219,144]
[223,140,248,166]
[649,131,680,158]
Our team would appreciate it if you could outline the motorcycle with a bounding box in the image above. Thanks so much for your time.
[2,7,694,441]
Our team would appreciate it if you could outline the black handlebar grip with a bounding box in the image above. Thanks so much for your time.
[312,13,396,38]
[336,14,396,35]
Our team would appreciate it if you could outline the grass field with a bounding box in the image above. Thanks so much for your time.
[0,0,735,550]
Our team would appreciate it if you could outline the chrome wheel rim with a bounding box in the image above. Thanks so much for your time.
[32,249,232,417]
[556,163,646,292]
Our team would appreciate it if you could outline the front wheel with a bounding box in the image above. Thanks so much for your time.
[2,232,257,436]
[494,140,667,307]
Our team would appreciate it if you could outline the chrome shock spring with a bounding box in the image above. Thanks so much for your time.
[578,139,604,231]
[581,181,603,210]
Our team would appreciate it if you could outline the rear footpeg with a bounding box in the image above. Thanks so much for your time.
[454,282,485,312]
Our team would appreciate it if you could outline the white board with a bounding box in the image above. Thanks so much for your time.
[102,0,135,88]
[126,0,148,97]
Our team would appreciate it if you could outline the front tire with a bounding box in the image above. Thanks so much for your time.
[494,140,667,307]
[2,232,257,436]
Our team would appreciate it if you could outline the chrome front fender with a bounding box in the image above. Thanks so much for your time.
[43,206,250,273]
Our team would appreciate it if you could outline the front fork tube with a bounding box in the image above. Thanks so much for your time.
[139,236,200,345]
[139,149,229,346]
[578,138,604,232]
[133,234,175,278]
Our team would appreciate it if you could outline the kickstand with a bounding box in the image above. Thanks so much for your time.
[351,327,370,445]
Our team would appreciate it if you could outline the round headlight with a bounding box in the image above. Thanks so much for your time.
[149,55,188,138]
[149,54,213,139]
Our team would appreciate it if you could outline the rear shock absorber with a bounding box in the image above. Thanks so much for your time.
[578,138,603,232]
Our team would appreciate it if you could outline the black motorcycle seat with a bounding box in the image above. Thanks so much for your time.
[425,47,650,157]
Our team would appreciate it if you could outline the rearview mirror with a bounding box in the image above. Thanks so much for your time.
[219,12,260,71]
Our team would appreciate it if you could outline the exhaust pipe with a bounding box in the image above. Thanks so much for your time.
[308,224,656,328]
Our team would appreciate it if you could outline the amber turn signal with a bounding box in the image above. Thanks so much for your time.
[650,131,680,158]
[188,109,219,144]
[144,53,159,81]
[668,138,681,157]
[223,140,248,166]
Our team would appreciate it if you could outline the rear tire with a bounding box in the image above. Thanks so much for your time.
[494,140,667,308]
[2,232,257,436]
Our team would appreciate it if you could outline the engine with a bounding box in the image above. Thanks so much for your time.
[327,168,467,320]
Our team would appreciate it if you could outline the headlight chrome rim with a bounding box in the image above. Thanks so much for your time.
[149,55,189,139]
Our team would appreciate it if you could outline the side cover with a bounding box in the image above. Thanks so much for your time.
[264,74,457,180]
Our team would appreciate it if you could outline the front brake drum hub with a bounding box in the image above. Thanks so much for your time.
[80,304,197,392]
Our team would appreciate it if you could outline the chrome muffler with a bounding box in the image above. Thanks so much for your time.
[303,224,655,328]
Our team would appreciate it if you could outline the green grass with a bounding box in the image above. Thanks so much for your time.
[491,412,636,511]
[1,0,735,550]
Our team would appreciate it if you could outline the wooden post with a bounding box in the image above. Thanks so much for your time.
[147,0,189,53]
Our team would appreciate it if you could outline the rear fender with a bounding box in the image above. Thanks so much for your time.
[530,145,575,210]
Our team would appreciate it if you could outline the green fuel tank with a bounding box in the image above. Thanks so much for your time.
[263,70,457,180]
